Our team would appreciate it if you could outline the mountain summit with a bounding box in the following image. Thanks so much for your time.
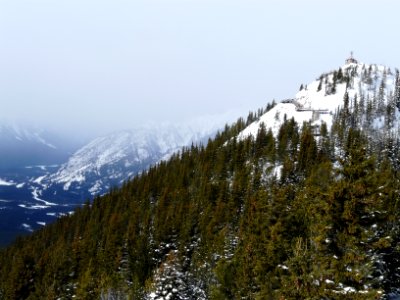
[240,60,399,138]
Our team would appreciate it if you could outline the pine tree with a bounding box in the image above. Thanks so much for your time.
[325,129,386,296]
[331,70,338,94]
[337,67,343,82]
[317,75,323,92]
[395,69,400,109]
[297,123,317,177]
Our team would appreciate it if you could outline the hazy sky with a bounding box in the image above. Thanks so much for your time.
[1,0,399,135]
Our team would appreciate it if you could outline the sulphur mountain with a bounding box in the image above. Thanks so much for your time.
[2,60,400,299]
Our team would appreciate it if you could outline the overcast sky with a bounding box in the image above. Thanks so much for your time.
[1,0,399,135]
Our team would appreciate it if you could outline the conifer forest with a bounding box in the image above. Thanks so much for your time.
[3,64,400,299]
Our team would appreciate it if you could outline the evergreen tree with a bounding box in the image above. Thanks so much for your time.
[297,123,317,177]
[317,75,323,92]
[395,69,400,109]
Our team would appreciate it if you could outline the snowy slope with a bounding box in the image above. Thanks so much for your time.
[0,122,56,148]
[0,122,74,169]
[239,62,397,138]
[42,118,229,197]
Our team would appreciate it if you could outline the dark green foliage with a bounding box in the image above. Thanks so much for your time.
[317,75,323,92]
[297,123,318,177]
[1,106,400,299]
[395,69,400,109]
[337,67,343,81]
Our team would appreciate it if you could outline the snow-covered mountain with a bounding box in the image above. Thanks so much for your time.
[6,58,399,247]
[239,58,398,139]
[40,119,230,199]
[0,123,72,169]
[0,123,88,245]
[0,113,238,245]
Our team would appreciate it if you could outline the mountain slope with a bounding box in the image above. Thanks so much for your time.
[2,61,400,299]
[0,123,72,169]
[240,62,398,138]
[0,123,87,246]
[40,121,225,200]
[0,115,233,247]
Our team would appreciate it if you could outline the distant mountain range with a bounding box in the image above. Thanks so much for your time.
[0,123,74,169]
[40,122,222,200]
[0,116,232,245]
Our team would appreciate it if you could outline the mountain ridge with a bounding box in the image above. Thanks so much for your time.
[0,123,73,169]
[39,117,233,198]
[2,60,400,299]
[240,61,398,139]
[0,115,232,245]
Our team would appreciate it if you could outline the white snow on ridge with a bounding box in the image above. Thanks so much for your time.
[239,62,397,139]
[33,175,46,185]
[41,115,230,195]
[0,122,59,149]
[295,73,347,113]
[88,181,102,195]
[239,103,314,137]
[0,178,15,186]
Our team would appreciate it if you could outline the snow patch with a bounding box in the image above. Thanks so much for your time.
[31,187,57,206]
[16,183,25,188]
[0,178,15,186]
[19,204,49,210]
[21,223,33,232]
